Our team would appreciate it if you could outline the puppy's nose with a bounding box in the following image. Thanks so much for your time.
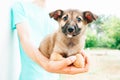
[68,27,74,33]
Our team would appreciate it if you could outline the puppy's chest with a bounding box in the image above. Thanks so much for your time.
[67,42,75,47]
[62,42,80,57]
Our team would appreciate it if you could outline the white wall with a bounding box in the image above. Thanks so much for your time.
[46,0,120,17]
[0,0,21,80]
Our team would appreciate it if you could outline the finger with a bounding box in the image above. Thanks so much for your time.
[50,56,76,69]
[81,50,86,58]
[85,55,90,65]
[66,56,76,65]
[66,66,88,74]
[59,65,89,74]
[59,56,76,68]
[84,56,90,70]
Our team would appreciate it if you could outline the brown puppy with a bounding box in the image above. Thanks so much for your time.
[39,9,97,68]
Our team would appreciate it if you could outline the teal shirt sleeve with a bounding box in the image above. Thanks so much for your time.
[11,2,28,30]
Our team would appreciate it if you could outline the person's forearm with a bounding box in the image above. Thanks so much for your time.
[20,37,48,69]
[16,22,49,69]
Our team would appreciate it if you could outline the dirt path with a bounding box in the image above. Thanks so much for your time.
[60,49,120,80]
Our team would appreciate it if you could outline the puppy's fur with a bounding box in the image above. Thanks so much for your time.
[39,9,97,68]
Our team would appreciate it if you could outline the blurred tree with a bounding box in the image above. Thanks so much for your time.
[85,15,120,50]
[101,16,120,49]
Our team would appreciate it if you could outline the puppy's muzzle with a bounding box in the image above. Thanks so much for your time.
[67,26,75,33]
[62,23,81,38]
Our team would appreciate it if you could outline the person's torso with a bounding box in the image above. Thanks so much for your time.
[13,2,59,80]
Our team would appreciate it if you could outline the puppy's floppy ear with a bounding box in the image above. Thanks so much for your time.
[83,11,98,23]
[49,10,64,21]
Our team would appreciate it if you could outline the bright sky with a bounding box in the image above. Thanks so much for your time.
[46,0,120,17]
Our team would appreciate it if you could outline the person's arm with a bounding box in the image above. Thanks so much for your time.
[16,21,74,72]
[16,21,89,74]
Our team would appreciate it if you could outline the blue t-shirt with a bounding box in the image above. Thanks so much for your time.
[11,1,59,80]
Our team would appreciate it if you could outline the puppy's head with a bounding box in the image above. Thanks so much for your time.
[49,9,98,38]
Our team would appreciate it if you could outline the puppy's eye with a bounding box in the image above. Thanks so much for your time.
[77,17,81,22]
[63,15,68,21]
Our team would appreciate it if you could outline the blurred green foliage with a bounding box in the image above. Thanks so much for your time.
[85,15,120,50]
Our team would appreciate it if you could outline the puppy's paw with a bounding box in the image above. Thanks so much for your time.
[50,53,64,61]
[73,54,85,68]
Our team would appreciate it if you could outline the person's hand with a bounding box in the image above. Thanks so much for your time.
[45,51,90,75]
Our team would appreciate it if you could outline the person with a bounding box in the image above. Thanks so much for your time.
[11,0,89,80]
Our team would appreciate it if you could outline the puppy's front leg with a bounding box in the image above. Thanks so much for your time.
[50,52,64,61]
[73,53,85,68]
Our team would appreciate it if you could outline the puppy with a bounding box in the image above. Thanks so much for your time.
[39,9,97,68]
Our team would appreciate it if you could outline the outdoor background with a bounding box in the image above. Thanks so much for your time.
[0,0,120,80]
